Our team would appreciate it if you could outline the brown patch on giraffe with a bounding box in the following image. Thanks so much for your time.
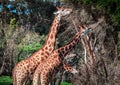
[35,55,39,58]
[45,47,48,50]
[26,60,29,64]
[51,42,54,47]
[24,65,28,70]
[43,56,47,61]
[68,67,72,71]
[33,60,36,65]
[40,48,44,52]
[55,59,59,64]
[74,38,78,42]
[44,67,48,71]
[45,51,49,55]
[47,59,52,64]
[47,41,50,44]
[49,48,52,52]
[41,52,44,55]
[61,48,64,51]
[65,46,68,51]
[30,67,33,72]
[54,25,57,29]
[61,48,65,54]
[42,48,44,51]
[69,44,73,49]
[20,64,22,67]
[36,57,40,60]
[58,49,60,53]
[72,40,76,44]
[53,55,56,58]
[41,57,45,61]
[67,46,69,50]
[44,64,48,69]
[50,34,53,39]
[49,43,52,47]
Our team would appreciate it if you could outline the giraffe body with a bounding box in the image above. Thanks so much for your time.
[12,7,72,85]
[33,25,87,85]
[33,60,78,85]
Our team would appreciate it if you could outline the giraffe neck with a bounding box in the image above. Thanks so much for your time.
[57,31,82,57]
[43,16,60,52]
[63,63,78,74]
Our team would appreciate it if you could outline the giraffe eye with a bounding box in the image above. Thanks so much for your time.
[61,9,64,11]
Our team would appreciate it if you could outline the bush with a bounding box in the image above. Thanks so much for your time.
[18,42,43,61]
[61,82,72,85]
[17,33,46,62]
[0,76,12,85]
[10,18,18,29]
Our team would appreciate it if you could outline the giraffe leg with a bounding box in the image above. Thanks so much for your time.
[40,73,50,85]
[13,67,28,85]
[40,76,47,85]
[23,76,30,85]
[33,71,41,85]
[16,75,28,85]
[26,73,33,85]
[27,77,32,85]
[12,71,16,85]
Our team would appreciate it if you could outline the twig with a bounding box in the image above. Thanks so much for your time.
[71,17,78,32]
[89,17,104,30]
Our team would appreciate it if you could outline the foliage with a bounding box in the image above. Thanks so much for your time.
[21,43,42,52]
[10,18,18,29]
[0,0,56,29]
[18,42,43,61]
[60,82,72,85]
[17,32,46,61]
[65,0,120,27]
[0,76,12,85]
[0,76,72,85]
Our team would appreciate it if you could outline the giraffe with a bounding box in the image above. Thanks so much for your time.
[32,25,90,85]
[12,7,72,85]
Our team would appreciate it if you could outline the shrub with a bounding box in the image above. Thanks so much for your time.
[61,82,72,85]
[0,76,12,85]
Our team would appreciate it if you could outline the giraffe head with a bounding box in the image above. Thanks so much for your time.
[78,25,92,36]
[54,7,72,18]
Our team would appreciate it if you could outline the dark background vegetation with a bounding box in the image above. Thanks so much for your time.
[0,0,120,85]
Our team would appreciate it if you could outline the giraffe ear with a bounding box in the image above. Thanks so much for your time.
[53,11,58,15]
[78,25,84,32]
[56,6,64,10]
[78,25,82,30]
[54,6,61,15]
